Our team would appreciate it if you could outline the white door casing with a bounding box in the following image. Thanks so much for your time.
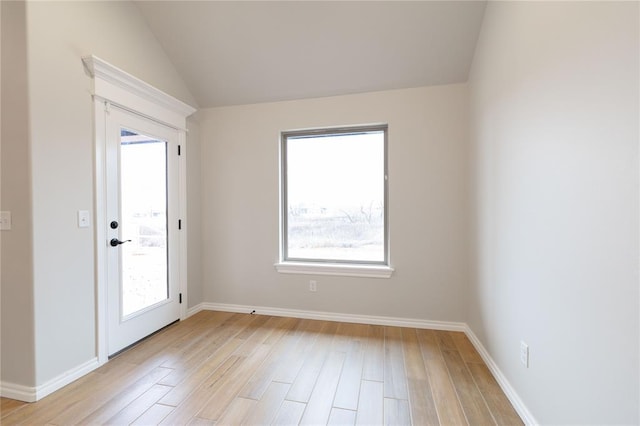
[84,56,196,363]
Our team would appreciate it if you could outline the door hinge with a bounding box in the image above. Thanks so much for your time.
[178,145,181,156]
[178,219,182,230]
[179,293,182,304]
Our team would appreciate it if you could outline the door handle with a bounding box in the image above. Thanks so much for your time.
[110,238,132,247]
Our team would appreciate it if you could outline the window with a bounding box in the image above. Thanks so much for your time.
[278,125,392,277]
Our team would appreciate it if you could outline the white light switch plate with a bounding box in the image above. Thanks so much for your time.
[520,341,529,368]
[0,211,11,230]
[78,210,91,228]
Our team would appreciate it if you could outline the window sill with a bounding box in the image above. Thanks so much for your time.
[274,262,394,278]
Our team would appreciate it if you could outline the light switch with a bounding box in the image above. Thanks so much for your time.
[78,210,91,228]
[0,211,11,230]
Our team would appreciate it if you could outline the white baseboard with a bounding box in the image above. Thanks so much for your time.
[1,357,100,402]
[198,302,467,331]
[186,302,205,318]
[0,381,37,402]
[192,302,536,425]
[464,326,538,425]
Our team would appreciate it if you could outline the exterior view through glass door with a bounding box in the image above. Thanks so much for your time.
[106,105,180,356]
[120,130,168,316]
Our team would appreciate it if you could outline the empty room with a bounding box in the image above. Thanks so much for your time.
[1,1,638,425]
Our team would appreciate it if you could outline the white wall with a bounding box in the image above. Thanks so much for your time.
[1,0,36,387]
[468,2,639,423]
[199,85,470,322]
[8,0,197,388]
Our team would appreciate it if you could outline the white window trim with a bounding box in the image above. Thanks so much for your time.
[275,261,394,278]
[277,124,392,278]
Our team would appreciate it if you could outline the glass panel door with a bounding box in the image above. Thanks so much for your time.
[120,129,168,317]
[106,105,180,356]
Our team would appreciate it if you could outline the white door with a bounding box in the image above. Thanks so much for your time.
[106,105,181,356]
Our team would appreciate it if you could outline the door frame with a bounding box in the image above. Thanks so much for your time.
[83,56,196,364]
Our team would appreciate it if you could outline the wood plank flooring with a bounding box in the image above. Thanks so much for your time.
[0,311,523,425]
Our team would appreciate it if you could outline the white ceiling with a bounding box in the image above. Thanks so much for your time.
[135,1,487,108]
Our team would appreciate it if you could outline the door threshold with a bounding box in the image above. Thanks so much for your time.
[108,319,180,359]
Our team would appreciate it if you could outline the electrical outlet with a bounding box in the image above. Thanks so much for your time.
[309,280,317,292]
[520,341,529,368]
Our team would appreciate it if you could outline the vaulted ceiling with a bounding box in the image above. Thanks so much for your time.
[135,1,487,108]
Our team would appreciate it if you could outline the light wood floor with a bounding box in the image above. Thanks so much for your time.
[1,311,523,425]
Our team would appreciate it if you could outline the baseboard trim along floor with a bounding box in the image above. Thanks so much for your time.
[0,358,100,403]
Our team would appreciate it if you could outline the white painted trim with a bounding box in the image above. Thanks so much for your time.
[186,303,204,318]
[93,99,109,365]
[199,302,466,331]
[0,382,36,402]
[1,358,100,402]
[275,262,394,278]
[464,326,538,425]
[82,55,196,129]
[34,358,101,401]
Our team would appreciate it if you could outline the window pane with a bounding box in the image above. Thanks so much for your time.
[120,129,168,317]
[285,129,385,262]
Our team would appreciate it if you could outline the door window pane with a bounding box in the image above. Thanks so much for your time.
[120,129,168,317]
